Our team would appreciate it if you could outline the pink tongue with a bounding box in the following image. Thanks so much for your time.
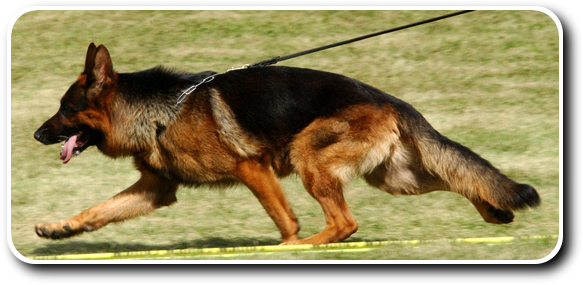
[60,135,78,164]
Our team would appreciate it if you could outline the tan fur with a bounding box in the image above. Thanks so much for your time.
[285,104,399,244]
[35,169,178,238]
[209,88,263,158]
[235,155,299,243]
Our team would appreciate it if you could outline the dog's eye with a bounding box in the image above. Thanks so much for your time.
[58,106,67,116]
[59,105,74,116]
[59,106,67,116]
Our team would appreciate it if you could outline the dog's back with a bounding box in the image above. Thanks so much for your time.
[204,66,393,138]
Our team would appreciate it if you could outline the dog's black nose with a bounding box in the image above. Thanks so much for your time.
[34,128,44,143]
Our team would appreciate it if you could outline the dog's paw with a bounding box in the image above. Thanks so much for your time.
[34,222,85,239]
[486,207,515,224]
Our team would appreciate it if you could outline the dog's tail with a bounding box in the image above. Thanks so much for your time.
[388,103,540,212]
[404,114,540,212]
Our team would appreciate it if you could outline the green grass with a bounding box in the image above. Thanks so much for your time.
[10,10,560,261]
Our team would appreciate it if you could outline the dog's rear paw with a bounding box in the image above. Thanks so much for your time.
[486,207,515,224]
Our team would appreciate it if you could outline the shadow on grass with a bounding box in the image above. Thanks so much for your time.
[31,236,382,256]
[32,236,282,256]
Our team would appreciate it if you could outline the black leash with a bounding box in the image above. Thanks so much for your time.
[177,10,475,104]
[248,10,475,68]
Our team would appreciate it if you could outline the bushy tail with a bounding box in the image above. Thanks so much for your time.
[414,130,540,212]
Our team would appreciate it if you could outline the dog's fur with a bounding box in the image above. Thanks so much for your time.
[33,43,540,244]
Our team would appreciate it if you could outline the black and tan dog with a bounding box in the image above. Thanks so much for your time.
[33,43,540,245]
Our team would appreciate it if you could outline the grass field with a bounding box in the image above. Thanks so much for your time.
[10,10,560,261]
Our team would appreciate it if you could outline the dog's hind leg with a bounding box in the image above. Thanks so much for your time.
[284,105,399,245]
[470,199,515,224]
[35,169,178,239]
[235,155,300,243]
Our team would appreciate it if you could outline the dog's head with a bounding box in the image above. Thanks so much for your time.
[34,43,115,164]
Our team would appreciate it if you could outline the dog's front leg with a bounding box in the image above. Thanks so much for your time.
[235,157,300,243]
[35,170,178,239]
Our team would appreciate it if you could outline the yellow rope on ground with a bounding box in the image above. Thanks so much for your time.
[31,235,558,260]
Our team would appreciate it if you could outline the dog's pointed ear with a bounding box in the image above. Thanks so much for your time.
[84,43,114,85]
[83,43,97,75]
[92,45,114,85]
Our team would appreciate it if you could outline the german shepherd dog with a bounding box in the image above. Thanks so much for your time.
[33,43,540,245]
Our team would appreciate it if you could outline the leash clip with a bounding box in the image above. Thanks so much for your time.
[227,64,249,72]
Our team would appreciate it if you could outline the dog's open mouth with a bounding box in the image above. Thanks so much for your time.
[60,132,91,164]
